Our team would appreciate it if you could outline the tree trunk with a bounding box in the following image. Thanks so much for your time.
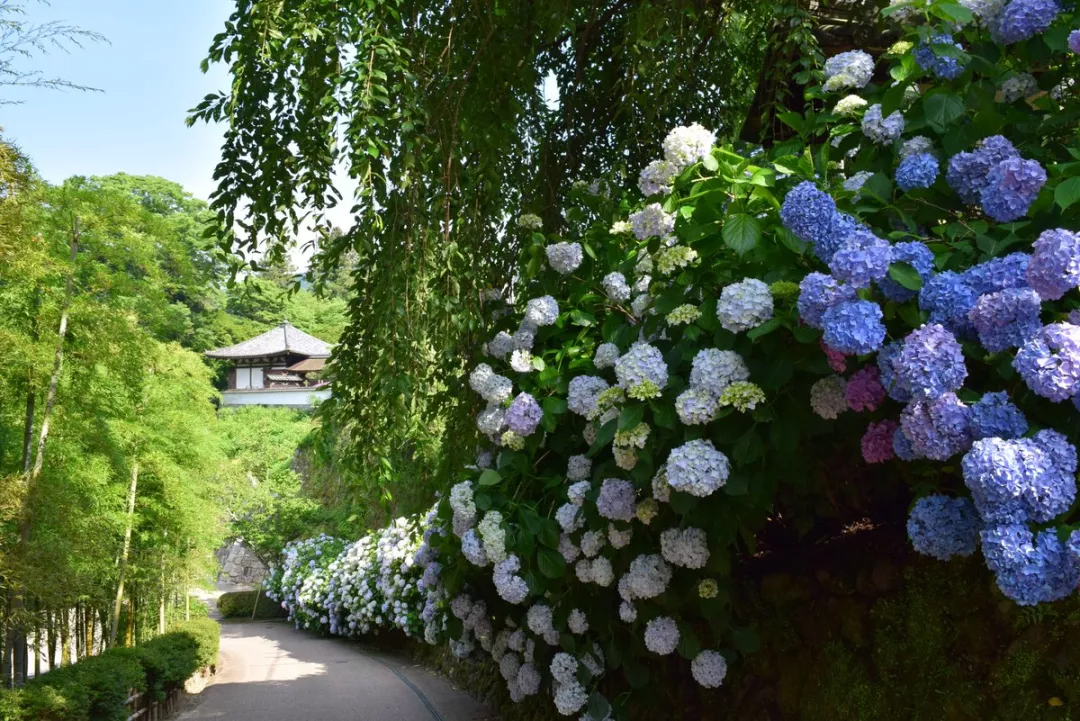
[125,590,135,648]
[73,602,82,660]
[45,607,55,671]
[158,565,166,636]
[32,601,39,679]
[58,608,69,667]
[109,461,138,647]
[84,606,94,657]
[9,228,79,686]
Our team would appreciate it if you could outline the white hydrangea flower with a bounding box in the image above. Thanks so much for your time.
[449,481,476,536]
[629,203,675,240]
[525,296,559,327]
[493,555,529,604]
[461,529,489,566]
[567,455,592,482]
[690,348,750,396]
[487,330,515,360]
[691,650,729,688]
[589,557,614,586]
[662,123,716,170]
[510,349,533,373]
[660,527,710,569]
[644,616,680,655]
[500,653,522,682]
[554,680,589,716]
[567,480,592,506]
[639,159,679,196]
[899,135,933,159]
[665,439,730,497]
[675,386,719,425]
[567,609,589,635]
[559,534,581,563]
[603,272,631,303]
[608,524,632,549]
[555,503,585,533]
[478,511,507,563]
[476,405,506,436]
[621,554,672,600]
[580,530,606,558]
[654,245,698,275]
[633,274,651,295]
[593,343,620,369]
[613,445,637,470]
[635,254,653,276]
[823,50,874,92]
[619,601,637,623]
[833,94,868,115]
[960,0,1007,24]
[516,663,541,696]
[716,278,773,332]
[596,479,636,521]
[651,467,671,503]
[630,294,653,318]
[545,242,583,274]
[513,323,536,351]
[998,73,1038,103]
[667,304,701,326]
[610,220,632,235]
[810,375,848,419]
[550,652,579,684]
[517,213,543,230]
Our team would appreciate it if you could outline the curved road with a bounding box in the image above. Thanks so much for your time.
[177,620,494,721]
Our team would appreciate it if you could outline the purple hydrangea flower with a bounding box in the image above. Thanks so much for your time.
[963,433,1077,524]
[822,340,848,373]
[913,34,967,80]
[846,366,886,412]
[1070,29,1080,54]
[829,229,892,288]
[980,157,1046,223]
[822,300,887,355]
[970,391,1028,440]
[878,341,913,402]
[797,272,857,329]
[900,392,973,461]
[1027,229,1080,300]
[895,324,968,400]
[862,420,898,463]
[946,136,1019,204]
[962,252,1030,294]
[990,0,1061,45]
[597,479,637,521]
[877,241,935,302]
[968,287,1043,352]
[1013,322,1080,401]
[919,271,978,336]
[505,392,544,436]
[981,525,1079,606]
[907,495,981,560]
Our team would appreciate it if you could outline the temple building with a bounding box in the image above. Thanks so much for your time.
[204,321,332,408]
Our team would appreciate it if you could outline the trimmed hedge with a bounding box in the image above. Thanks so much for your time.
[0,618,219,721]
[217,590,286,619]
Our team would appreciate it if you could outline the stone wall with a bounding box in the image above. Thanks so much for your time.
[215,540,268,587]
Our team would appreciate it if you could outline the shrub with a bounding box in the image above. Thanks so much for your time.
[217,591,287,619]
[262,0,1080,716]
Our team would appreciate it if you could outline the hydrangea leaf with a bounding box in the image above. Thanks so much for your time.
[586,694,611,721]
[478,469,503,487]
[721,213,761,255]
[1054,176,1080,210]
[923,90,965,132]
[537,547,565,579]
[888,261,924,291]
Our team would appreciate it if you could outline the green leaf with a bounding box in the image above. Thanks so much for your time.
[722,213,761,255]
[677,627,702,660]
[733,627,761,655]
[702,154,719,172]
[586,693,612,721]
[570,309,596,327]
[478,469,502,487]
[923,91,966,132]
[1055,177,1080,210]
[746,317,782,340]
[863,173,894,202]
[933,2,974,23]
[888,261,923,291]
[537,547,566,579]
[618,403,645,431]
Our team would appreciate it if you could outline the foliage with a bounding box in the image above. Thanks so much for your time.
[215,591,286,620]
[0,0,104,102]
[193,0,784,521]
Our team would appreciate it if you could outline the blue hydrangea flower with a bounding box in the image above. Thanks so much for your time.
[862,104,905,145]
[797,272,857,329]
[1013,322,1080,401]
[893,425,921,460]
[981,525,1079,606]
[946,136,1019,204]
[821,213,863,263]
[877,241,935,302]
[878,341,913,402]
[1027,229,1080,300]
[828,229,892,288]
[781,182,840,251]
[980,157,1046,223]
[962,253,1031,295]
[907,495,981,560]
[990,0,1061,45]
[914,35,967,80]
[896,152,940,192]
[900,392,972,461]
[919,271,978,336]
[963,434,1077,524]
[970,391,1028,440]
[821,300,887,355]
[1070,29,1080,54]
[895,324,968,400]
[969,287,1043,352]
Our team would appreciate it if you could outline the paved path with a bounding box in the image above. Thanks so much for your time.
[176,619,494,721]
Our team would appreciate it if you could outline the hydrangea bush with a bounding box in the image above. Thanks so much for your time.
[265,0,1080,716]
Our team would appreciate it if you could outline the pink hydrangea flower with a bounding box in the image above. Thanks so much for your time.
[862,420,899,463]
[821,340,848,373]
[846,366,886,412]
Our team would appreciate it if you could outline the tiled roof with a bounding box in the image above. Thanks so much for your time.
[204,322,332,360]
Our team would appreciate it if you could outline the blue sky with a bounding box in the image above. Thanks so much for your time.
[3,0,231,202]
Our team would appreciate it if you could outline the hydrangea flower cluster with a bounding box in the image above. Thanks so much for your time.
[716,278,774,332]
[545,242,583,274]
[862,104,905,144]
[823,50,875,91]
[913,34,967,79]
